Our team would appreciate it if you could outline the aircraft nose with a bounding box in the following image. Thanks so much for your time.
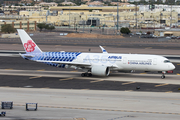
[170,64,175,70]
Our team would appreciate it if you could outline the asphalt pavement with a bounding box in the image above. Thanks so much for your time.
[0,32,180,50]
[0,56,180,93]
[0,33,180,120]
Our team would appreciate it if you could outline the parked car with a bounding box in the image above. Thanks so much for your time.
[142,32,147,35]
[141,34,154,38]
[166,36,171,39]
[171,36,177,39]
[152,34,157,38]
[129,33,134,36]
[150,34,157,38]
[136,32,142,35]
[176,36,180,39]
[141,35,146,38]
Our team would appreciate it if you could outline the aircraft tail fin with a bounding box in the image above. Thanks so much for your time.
[17,29,42,54]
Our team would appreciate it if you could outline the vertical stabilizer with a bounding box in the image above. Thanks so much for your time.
[17,29,42,54]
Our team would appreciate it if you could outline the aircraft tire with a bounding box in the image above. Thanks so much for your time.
[85,73,89,77]
[89,73,92,77]
[81,73,85,77]
[161,75,165,79]
[81,73,92,77]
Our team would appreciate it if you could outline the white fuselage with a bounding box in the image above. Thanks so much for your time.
[74,53,175,71]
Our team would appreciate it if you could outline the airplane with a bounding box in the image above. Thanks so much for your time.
[17,29,175,79]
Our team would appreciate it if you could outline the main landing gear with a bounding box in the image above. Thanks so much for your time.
[81,73,92,77]
[161,71,166,79]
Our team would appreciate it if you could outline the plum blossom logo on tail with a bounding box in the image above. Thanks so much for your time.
[24,40,36,52]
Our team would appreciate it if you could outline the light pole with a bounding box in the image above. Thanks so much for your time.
[135,2,138,32]
[160,12,163,29]
[69,6,70,29]
[170,5,172,28]
[114,16,116,34]
[117,3,119,34]
[83,19,85,33]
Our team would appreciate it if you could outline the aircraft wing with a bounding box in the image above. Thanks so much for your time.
[36,60,91,66]
[36,60,118,68]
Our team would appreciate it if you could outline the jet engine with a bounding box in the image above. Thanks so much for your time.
[91,65,110,76]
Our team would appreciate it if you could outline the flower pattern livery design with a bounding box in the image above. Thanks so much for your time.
[24,40,36,52]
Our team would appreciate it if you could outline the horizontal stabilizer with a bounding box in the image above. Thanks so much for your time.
[19,53,35,58]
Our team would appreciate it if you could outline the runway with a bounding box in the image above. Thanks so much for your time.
[0,55,180,119]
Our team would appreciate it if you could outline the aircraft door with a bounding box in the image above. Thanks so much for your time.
[75,55,81,63]
[153,58,157,65]
[123,57,127,64]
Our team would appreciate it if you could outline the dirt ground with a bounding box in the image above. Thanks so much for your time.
[66,33,124,39]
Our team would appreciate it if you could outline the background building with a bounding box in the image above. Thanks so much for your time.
[0,2,179,32]
[0,21,37,31]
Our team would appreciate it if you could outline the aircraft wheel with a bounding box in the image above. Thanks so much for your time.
[161,75,165,79]
[88,73,92,77]
[85,73,89,77]
[81,73,85,77]
[81,73,92,77]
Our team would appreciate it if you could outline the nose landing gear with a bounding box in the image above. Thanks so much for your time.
[161,71,166,79]
[161,74,165,79]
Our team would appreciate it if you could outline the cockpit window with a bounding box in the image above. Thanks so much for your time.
[164,60,171,63]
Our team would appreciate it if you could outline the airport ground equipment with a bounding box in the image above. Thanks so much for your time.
[0,111,6,116]
[26,103,38,111]
[1,101,13,109]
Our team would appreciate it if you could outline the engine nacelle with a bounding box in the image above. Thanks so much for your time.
[91,65,110,76]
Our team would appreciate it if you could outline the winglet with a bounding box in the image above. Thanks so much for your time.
[99,45,108,54]
[17,29,42,54]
